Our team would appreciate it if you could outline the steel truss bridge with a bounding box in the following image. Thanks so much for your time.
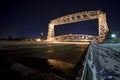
[47,10,109,42]
[55,34,98,42]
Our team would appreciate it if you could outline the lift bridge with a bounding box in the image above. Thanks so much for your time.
[55,34,98,42]
[46,10,109,42]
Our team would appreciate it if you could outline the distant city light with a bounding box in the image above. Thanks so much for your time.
[36,38,41,41]
[111,34,116,38]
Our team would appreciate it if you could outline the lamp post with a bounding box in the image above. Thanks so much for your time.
[41,32,43,42]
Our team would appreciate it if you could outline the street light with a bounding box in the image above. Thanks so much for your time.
[111,33,116,38]
[41,32,43,36]
[41,32,43,42]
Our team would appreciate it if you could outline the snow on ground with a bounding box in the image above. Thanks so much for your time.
[80,43,120,80]
[100,43,120,52]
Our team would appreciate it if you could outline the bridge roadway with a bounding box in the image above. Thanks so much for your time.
[79,43,120,80]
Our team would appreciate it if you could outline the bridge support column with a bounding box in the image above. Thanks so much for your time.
[98,13,109,42]
[47,24,55,41]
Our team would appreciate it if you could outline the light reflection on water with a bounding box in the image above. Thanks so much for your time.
[48,59,75,76]
[46,50,54,53]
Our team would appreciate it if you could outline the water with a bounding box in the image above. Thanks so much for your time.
[0,42,88,80]
[0,58,74,79]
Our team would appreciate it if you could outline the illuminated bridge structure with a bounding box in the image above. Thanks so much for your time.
[54,34,98,42]
[47,10,109,42]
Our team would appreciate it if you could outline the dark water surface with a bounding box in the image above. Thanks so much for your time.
[0,43,88,80]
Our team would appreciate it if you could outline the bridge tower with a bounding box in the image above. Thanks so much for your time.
[47,10,109,42]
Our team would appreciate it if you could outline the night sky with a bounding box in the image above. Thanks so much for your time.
[0,0,120,39]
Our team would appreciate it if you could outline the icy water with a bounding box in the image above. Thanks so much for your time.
[0,42,88,80]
